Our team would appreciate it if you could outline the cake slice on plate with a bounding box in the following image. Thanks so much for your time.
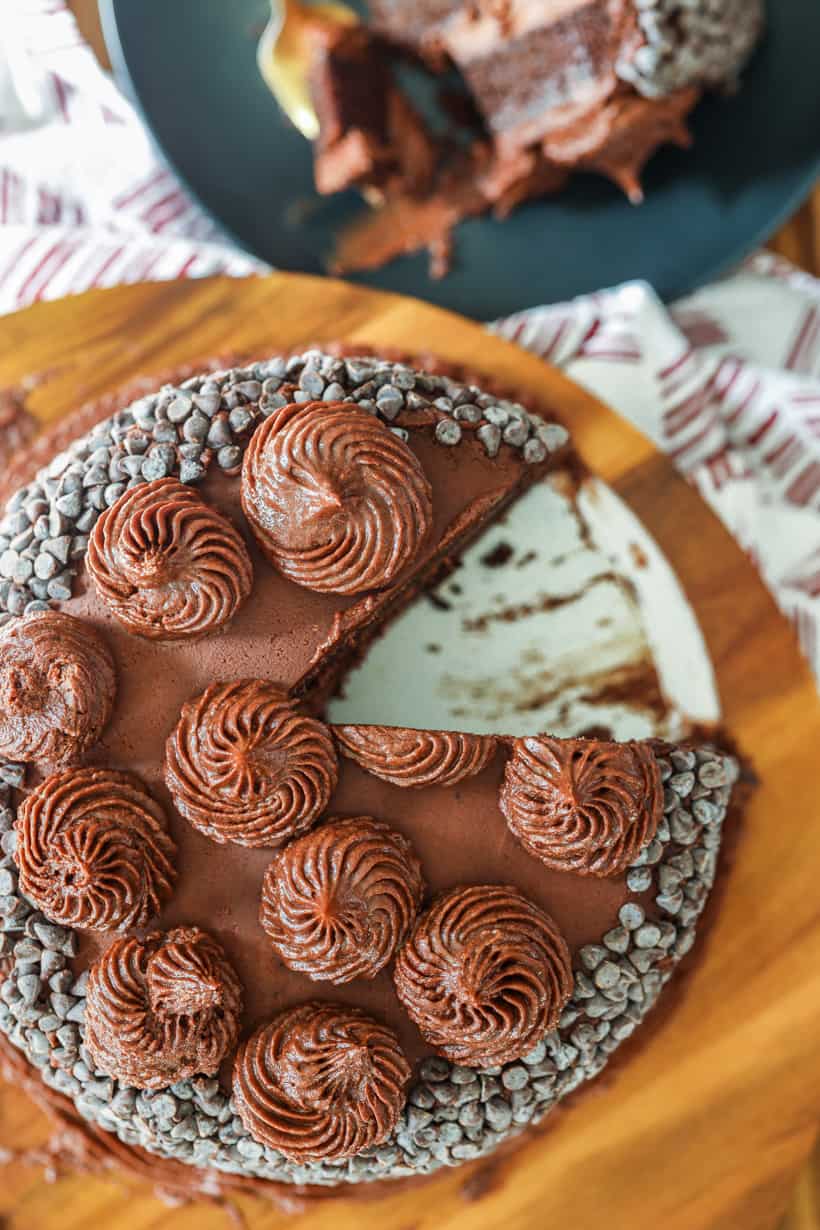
[288,0,764,273]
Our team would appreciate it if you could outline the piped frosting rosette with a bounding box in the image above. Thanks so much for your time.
[165,679,338,848]
[260,816,424,983]
[333,724,497,788]
[0,611,116,768]
[86,477,253,641]
[84,927,243,1089]
[394,884,572,1067]
[233,1002,410,1161]
[241,401,433,595]
[14,767,176,932]
[500,735,663,876]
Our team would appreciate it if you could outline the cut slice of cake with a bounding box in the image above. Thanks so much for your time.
[286,0,765,275]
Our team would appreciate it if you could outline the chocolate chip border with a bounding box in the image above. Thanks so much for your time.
[0,351,568,620]
[618,0,764,99]
[0,745,738,1187]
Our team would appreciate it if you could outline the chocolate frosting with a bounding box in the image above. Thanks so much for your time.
[164,679,338,848]
[84,927,243,1089]
[86,477,253,641]
[500,736,662,876]
[0,610,115,768]
[333,724,497,788]
[241,401,433,595]
[14,767,176,931]
[260,816,424,983]
[393,884,572,1067]
[232,1002,410,1161]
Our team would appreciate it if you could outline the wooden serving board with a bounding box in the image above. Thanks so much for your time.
[0,274,819,1230]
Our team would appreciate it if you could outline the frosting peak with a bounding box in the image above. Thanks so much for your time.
[164,680,338,848]
[333,724,497,787]
[260,816,425,983]
[393,884,572,1067]
[241,401,433,595]
[84,928,243,1089]
[86,477,253,641]
[232,1002,410,1160]
[14,767,176,932]
[499,735,663,876]
[0,611,116,768]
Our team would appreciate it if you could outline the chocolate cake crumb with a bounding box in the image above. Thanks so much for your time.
[480,542,514,569]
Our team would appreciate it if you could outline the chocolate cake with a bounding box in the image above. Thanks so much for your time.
[0,350,741,1201]
[296,0,764,274]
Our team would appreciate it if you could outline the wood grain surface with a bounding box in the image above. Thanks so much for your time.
[0,274,819,1230]
[784,1140,820,1230]
[770,196,820,277]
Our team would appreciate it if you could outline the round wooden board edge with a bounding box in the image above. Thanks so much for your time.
[0,273,819,1230]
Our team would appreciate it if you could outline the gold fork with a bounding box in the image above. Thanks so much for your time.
[256,0,359,140]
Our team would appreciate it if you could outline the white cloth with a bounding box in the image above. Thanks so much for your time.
[3,0,819,678]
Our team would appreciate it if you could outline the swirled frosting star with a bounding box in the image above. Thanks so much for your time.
[0,611,115,768]
[233,1002,410,1161]
[241,401,433,595]
[500,735,663,876]
[84,927,243,1088]
[86,477,253,641]
[165,680,338,848]
[260,816,424,982]
[333,724,497,788]
[14,767,176,931]
[394,884,572,1067]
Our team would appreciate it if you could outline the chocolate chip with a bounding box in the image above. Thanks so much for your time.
[523,438,547,464]
[477,423,501,457]
[167,395,194,423]
[435,419,462,446]
[501,1065,528,1091]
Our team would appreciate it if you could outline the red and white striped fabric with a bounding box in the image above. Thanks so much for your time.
[495,255,820,679]
[3,0,820,680]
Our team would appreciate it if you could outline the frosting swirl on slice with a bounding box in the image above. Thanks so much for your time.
[14,767,176,931]
[0,611,115,768]
[333,724,497,788]
[86,477,253,640]
[260,816,424,983]
[393,885,572,1067]
[164,680,338,848]
[232,1002,410,1161]
[241,401,433,595]
[84,928,243,1089]
[499,735,662,876]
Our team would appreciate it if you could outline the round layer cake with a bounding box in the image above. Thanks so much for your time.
[0,350,740,1199]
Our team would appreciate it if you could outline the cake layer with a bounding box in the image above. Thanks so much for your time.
[438,0,639,146]
[309,26,438,197]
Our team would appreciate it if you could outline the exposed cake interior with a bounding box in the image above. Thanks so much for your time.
[0,350,741,1197]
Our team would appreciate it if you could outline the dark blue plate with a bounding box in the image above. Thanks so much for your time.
[101,0,820,319]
